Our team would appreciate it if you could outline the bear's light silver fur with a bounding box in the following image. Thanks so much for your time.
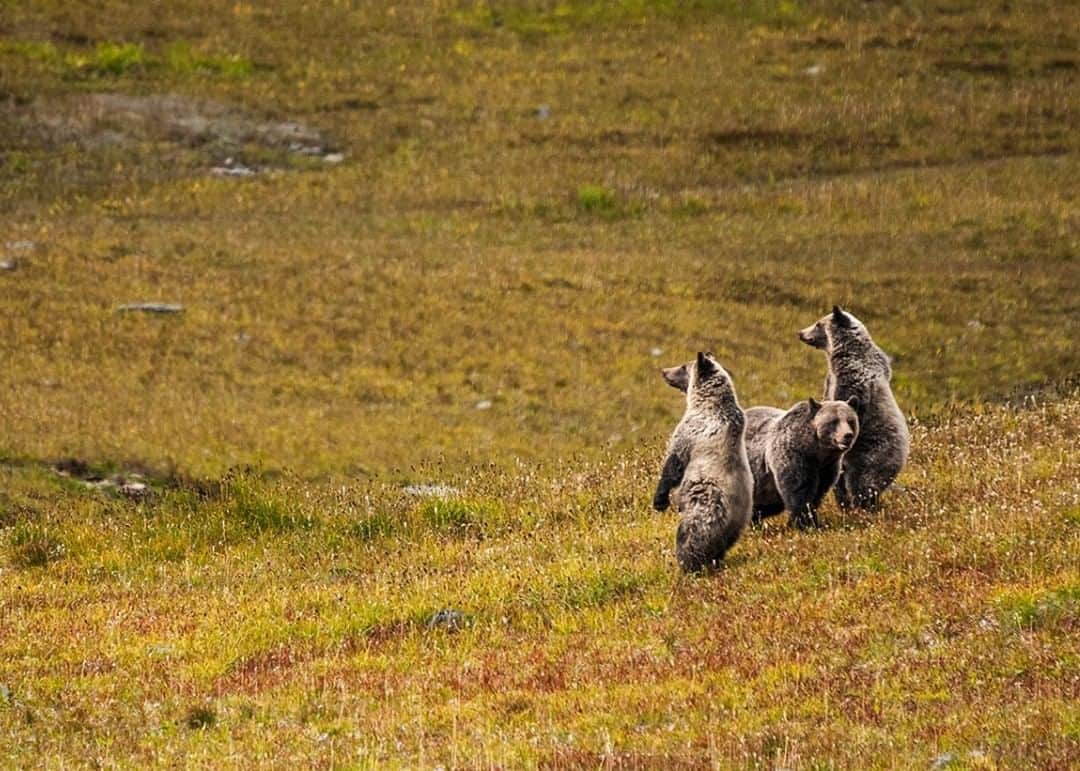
[654,353,753,572]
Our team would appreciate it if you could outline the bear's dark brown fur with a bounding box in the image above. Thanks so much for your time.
[798,306,910,509]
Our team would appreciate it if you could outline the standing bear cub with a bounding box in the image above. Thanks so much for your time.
[798,306,910,509]
[653,352,753,573]
[743,398,859,529]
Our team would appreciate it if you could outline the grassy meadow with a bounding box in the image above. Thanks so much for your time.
[1,0,1077,767]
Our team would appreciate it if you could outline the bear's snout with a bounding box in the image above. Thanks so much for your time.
[661,365,690,393]
[797,325,821,347]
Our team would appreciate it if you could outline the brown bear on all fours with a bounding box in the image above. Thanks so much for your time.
[662,364,859,529]
[742,398,859,529]
[798,306,910,510]
[653,352,754,573]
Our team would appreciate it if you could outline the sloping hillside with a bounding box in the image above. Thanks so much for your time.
[0,1,1077,767]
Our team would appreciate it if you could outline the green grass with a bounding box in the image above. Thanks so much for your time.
[7,521,68,568]
[163,42,253,79]
[451,0,806,37]
[0,39,250,80]
[0,0,1077,766]
[86,41,145,76]
[995,585,1080,631]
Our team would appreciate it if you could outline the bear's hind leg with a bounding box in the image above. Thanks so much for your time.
[751,503,785,526]
[844,465,889,510]
[675,515,719,573]
[841,448,901,511]
[850,483,882,511]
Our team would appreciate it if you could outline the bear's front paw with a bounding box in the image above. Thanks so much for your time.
[652,493,670,512]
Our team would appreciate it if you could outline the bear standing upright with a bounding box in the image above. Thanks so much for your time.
[798,306,910,509]
[653,352,753,572]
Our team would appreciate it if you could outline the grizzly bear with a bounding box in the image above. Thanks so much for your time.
[798,306,910,509]
[744,399,859,528]
[654,352,753,572]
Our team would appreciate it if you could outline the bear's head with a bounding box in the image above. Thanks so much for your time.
[661,363,690,393]
[797,305,866,350]
[687,352,738,408]
[662,354,740,414]
[809,397,860,452]
[661,354,733,396]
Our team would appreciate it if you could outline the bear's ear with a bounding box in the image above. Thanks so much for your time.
[807,397,822,413]
[695,351,718,380]
[832,305,852,328]
[661,364,690,393]
[846,395,861,412]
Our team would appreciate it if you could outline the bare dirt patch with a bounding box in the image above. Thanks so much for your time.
[25,92,339,164]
